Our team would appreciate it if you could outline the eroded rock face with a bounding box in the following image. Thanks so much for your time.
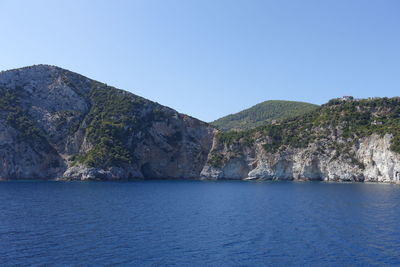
[0,119,65,179]
[0,65,214,180]
[62,165,143,181]
[2,65,400,183]
[357,134,400,183]
[201,133,400,183]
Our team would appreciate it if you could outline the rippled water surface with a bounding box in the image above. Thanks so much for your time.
[1,181,400,266]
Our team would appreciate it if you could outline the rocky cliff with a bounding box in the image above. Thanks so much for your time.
[1,65,400,183]
[201,98,400,183]
[0,65,214,180]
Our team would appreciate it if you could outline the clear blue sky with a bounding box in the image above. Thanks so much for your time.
[1,0,399,122]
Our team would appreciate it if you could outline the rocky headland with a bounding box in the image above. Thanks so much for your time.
[1,65,399,183]
[0,65,214,180]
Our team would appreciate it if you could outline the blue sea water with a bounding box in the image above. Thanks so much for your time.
[0,180,399,266]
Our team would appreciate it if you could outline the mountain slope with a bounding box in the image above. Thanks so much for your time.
[0,65,214,180]
[201,97,400,183]
[211,100,318,131]
[2,65,400,183]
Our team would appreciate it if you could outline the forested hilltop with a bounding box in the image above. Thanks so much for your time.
[201,96,400,183]
[215,97,400,154]
[211,100,318,131]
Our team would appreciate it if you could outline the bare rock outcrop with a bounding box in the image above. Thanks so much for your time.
[201,134,400,183]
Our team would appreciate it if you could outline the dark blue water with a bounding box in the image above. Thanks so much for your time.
[0,181,400,266]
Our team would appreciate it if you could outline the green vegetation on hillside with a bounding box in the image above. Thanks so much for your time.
[74,88,134,168]
[214,97,400,156]
[211,100,318,131]
[0,88,52,151]
[74,83,165,169]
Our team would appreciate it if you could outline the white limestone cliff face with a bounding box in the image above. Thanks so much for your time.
[201,134,400,183]
[62,164,143,181]
[357,134,400,183]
